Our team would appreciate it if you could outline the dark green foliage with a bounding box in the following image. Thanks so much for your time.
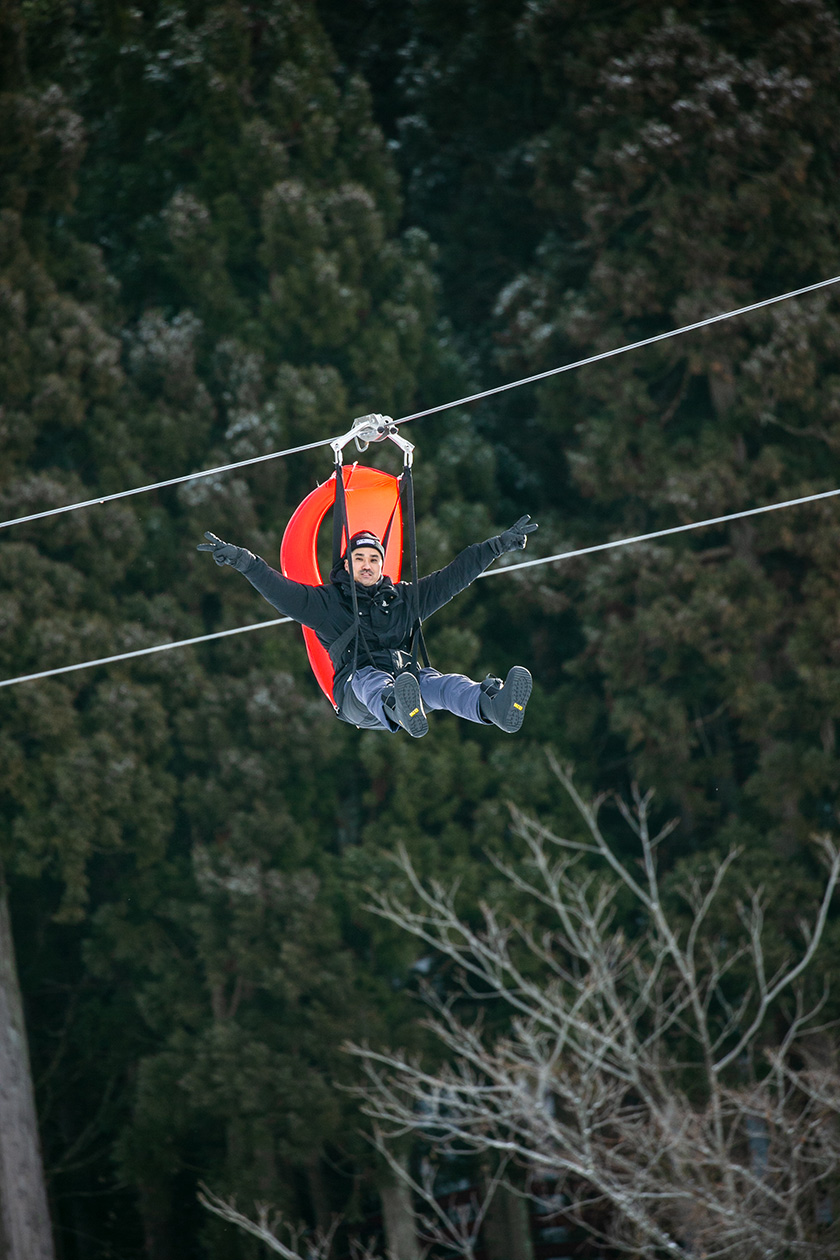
[0,0,475,1254]
[320,0,552,364]
[4,0,840,1256]
[492,1,840,862]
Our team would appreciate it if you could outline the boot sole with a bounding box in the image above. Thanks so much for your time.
[393,671,428,738]
[495,666,532,732]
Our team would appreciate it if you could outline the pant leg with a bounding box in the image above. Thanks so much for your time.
[350,665,400,732]
[417,668,486,724]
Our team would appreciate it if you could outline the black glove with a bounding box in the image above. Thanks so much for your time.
[196,531,254,572]
[490,515,539,557]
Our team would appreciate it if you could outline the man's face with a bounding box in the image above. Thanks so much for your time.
[345,547,383,587]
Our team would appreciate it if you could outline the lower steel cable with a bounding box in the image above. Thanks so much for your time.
[1,482,838,689]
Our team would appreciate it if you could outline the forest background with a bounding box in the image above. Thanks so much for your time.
[3,0,840,1256]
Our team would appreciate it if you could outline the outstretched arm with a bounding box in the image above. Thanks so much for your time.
[417,516,538,620]
[197,532,330,628]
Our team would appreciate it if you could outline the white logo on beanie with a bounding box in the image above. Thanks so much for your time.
[348,531,385,560]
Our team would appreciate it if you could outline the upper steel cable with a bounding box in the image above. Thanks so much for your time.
[1,481,838,690]
[0,273,838,533]
[395,273,840,424]
[3,272,840,686]
[0,436,331,532]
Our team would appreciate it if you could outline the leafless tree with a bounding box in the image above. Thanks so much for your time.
[198,1157,508,1260]
[198,1183,347,1259]
[198,1124,516,1260]
[371,1141,511,1260]
[347,756,840,1260]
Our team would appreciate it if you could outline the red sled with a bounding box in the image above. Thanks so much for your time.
[280,465,403,708]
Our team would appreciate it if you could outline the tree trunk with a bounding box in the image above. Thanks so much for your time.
[305,1155,332,1241]
[379,1153,420,1260]
[482,1179,534,1260]
[137,1181,174,1260]
[0,862,55,1260]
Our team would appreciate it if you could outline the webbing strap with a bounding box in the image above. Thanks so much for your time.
[333,461,378,681]
[333,462,360,674]
[332,457,429,699]
[327,620,358,670]
[331,465,346,570]
[400,465,430,673]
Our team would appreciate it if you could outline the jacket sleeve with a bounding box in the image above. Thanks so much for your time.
[416,540,499,621]
[239,555,331,630]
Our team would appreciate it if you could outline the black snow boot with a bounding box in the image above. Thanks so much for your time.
[479,667,532,733]
[383,671,428,738]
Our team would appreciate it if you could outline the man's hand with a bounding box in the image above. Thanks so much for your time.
[197,531,253,571]
[491,515,539,556]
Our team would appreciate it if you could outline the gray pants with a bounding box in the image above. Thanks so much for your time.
[349,665,485,733]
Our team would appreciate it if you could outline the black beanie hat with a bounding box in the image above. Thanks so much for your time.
[347,530,385,562]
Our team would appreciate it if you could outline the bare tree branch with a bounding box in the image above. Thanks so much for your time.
[350,759,840,1259]
[197,1183,341,1260]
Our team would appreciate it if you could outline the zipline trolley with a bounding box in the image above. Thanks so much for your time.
[280,414,427,713]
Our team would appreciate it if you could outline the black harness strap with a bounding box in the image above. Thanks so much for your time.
[332,461,377,682]
[399,463,430,675]
[330,454,430,725]
[332,461,360,674]
[327,620,358,671]
[332,462,347,570]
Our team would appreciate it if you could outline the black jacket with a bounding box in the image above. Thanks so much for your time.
[239,539,500,704]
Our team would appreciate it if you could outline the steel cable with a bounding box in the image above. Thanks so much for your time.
[2,481,838,689]
[4,273,840,686]
[1,273,838,533]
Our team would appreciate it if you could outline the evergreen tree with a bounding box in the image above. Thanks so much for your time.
[3,0,533,1255]
[319,0,550,357]
[0,0,178,1254]
[491,1,840,865]
[13,0,840,1254]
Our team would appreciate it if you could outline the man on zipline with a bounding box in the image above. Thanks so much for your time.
[197,516,537,737]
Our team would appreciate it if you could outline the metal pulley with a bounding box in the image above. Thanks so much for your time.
[331,413,414,466]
